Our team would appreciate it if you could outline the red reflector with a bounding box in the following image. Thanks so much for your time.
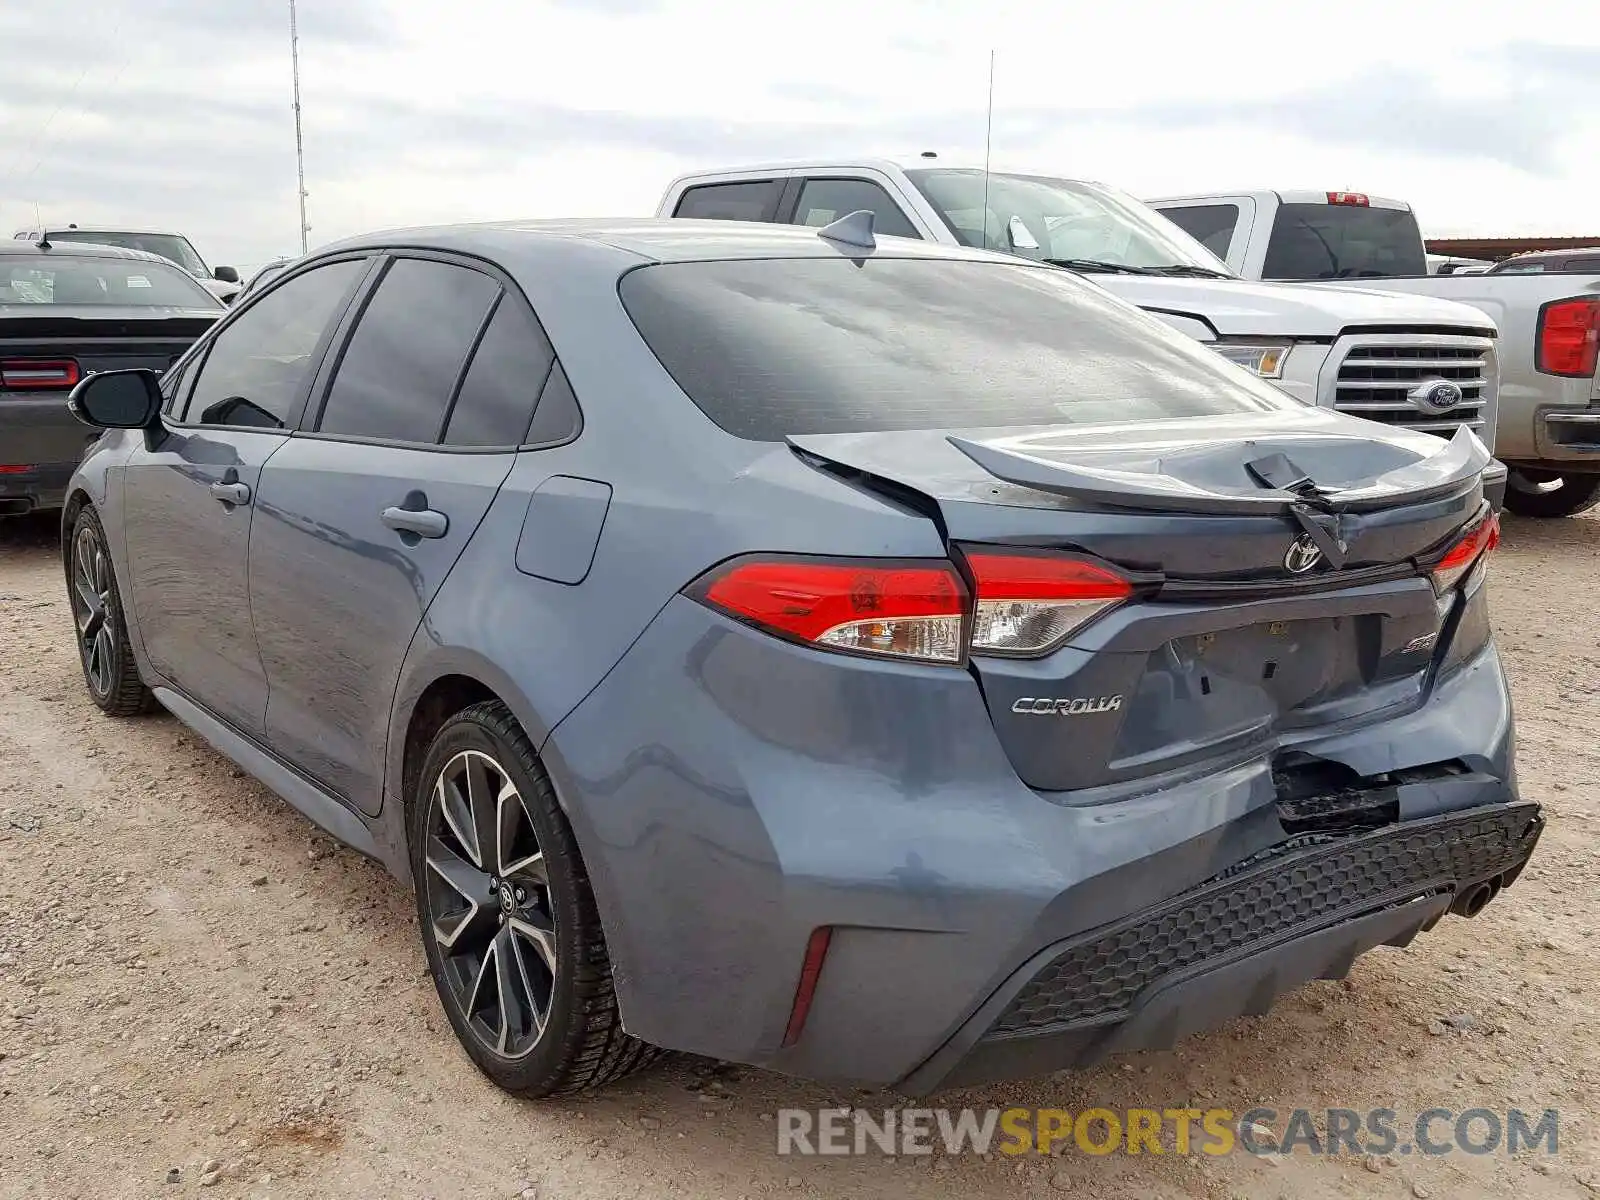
[1432,511,1499,593]
[1326,191,1370,206]
[0,465,33,474]
[694,556,968,664]
[781,927,833,1047]
[1,358,81,390]
[1535,297,1600,378]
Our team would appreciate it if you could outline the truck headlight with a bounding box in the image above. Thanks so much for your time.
[1212,341,1292,378]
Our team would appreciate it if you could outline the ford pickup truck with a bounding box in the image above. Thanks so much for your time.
[1145,191,1600,517]
[656,161,1506,482]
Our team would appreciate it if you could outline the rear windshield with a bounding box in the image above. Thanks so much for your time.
[1263,204,1427,279]
[0,254,220,308]
[46,230,208,276]
[618,257,1296,441]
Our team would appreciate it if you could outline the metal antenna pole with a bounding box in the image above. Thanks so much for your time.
[289,0,310,254]
[981,50,995,250]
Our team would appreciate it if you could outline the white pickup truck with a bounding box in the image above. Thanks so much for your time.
[1147,191,1600,517]
[656,161,1505,488]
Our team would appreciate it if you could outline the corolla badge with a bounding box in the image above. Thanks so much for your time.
[1408,377,1465,413]
[1011,695,1124,716]
[1283,533,1324,574]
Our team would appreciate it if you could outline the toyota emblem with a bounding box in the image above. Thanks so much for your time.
[1283,534,1323,574]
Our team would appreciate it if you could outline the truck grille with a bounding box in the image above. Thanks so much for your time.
[1333,341,1492,436]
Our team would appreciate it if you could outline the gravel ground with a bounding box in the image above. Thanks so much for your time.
[1,508,1596,1200]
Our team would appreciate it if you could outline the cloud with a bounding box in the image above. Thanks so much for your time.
[2,0,1598,267]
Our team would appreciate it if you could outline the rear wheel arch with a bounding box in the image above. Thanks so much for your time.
[400,673,499,810]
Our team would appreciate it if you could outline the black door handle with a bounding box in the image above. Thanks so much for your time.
[209,480,251,505]
[382,504,448,539]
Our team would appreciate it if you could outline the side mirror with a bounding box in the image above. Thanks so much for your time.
[67,369,164,430]
[1006,215,1040,252]
[213,265,240,284]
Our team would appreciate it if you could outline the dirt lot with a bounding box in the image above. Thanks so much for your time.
[1,508,1596,1200]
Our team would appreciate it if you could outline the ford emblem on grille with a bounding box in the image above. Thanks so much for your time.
[1408,377,1464,413]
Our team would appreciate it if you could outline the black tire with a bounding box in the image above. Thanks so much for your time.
[409,700,664,1096]
[66,507,155,717]
[1502,473,1600,519]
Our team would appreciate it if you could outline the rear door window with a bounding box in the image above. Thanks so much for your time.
[442,298,557,447]
[184,258,365,428]
[673,181,783,222]
[791,178,921,239]
[620,257,1293,441]
[1262,204,1427,279]
[316,257,499,444]
[1159,204,1240,260]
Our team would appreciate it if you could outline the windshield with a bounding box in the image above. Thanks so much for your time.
[0,254,220,308]
[619,257,1295,442]
[47,230,209,277]
[904,169,1232,274]
[1262,205,1427,279]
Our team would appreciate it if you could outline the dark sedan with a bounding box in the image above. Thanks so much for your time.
[1,240,221,516]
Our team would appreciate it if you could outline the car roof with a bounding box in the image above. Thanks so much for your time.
[664,157,1109,186]
[318,216,1036,267]
[1147,190,1412,212]
[1499,247,1600,264]
[16,225,189,238]
[0,240,185,265]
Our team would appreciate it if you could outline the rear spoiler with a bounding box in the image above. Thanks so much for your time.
[948,425,1492,518]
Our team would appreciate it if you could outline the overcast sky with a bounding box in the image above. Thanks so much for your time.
[2,0,1596,271]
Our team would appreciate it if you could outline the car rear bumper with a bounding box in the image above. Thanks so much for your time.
[0,461,76,514]
[1,394,96,513]
[540,595,1528,1091]
[905,800,1540,1091]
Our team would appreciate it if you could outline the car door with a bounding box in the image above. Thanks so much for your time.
[249,253,546,813]
[121,256,370,735]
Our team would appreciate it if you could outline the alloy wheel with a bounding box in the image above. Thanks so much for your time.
[70,523,116,700]
[422,749,557,1059]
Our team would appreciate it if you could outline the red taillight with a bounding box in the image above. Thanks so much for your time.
[1,358,80,391]
[694,555,969,664]
[964,550,1133,656]
[1431,511,1499,594]
[781,927,833,1047]
[1535,297,1600,378]
[1326,191,1370,207]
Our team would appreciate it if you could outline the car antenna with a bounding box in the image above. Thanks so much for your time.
[33,201,50,249]
[981,49,995,251]
[816,209,876,251]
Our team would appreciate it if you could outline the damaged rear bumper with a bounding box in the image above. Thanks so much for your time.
[903,801,1542,1093]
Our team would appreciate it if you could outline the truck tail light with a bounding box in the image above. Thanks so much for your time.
[690,555,969,664]
[1535,297,1600,378]
[1430,511,1499,595]
[963,550,1133,656]
[1326,192,1370,207]
[1,358,80,391]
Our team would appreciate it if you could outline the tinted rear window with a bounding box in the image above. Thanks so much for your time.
[618,257,1294,441]
[1263,204,1427,279]
[0,254,218,307]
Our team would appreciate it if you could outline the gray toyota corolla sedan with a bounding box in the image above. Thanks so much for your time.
[60,216,1540,1098]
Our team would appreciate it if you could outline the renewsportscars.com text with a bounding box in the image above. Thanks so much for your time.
[776,1106,1560,1158]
